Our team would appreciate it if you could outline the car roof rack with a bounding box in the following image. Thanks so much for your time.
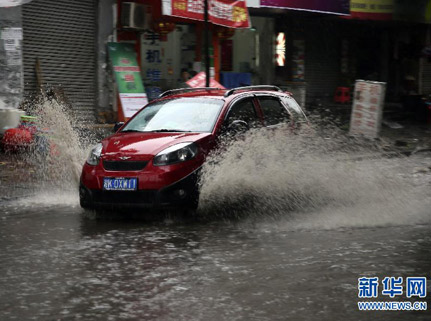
[159,87,224,98]
[224,85,282,97]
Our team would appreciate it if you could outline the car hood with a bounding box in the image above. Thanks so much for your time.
[101,132,212,160]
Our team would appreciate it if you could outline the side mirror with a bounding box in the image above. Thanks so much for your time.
[113,122,124,132]
[227,120,249,135]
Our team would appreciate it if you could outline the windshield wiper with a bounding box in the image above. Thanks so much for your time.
[149,129,192,132]
[121,129,144,133]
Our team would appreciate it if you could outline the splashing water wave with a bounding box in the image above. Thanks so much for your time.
[20,102,431,229]
[21,98,96,201]
[198,125,431,229]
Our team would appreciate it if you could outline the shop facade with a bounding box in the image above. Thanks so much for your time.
[247,0,431,109]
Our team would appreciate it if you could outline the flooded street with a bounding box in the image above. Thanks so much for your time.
[1,197,431,320]
[1,101,431,320]
[1,153,431,320]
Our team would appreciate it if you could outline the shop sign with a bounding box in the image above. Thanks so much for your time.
[162,0,250,28]
[350,0,394,20]
[108,42,148,119]
[186,72,225,88]
[276,32,286,67]
[349,80,386,138]
[259,0,350,15]
[141,32,164,101]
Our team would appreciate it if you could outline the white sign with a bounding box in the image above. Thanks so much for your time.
[3,39,20,51]
[349,80,386,138]
[119,93,148,118]
[1,27,23,40]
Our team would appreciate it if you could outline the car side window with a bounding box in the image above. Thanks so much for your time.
[226,98,259,126]
[258,96,291,126]
[282,96,308,122]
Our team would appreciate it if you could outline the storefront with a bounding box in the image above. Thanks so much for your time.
[248,1,350,107]
[114,0,251,108]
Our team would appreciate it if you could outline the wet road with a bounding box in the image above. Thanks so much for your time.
[1,197,431,320]
[1,147,431,320]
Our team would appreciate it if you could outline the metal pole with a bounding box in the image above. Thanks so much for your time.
[204,0,210,87]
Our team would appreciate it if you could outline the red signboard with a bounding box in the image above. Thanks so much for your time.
[186,72,226,88]
[162,0,250,28]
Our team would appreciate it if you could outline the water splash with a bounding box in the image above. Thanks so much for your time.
[21,97,96,192]
[198,124,431,228]
[10,99,431,229]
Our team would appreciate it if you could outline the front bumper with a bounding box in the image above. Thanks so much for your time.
[79,168,200,210]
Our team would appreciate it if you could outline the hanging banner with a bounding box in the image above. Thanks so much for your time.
[108,42,148,119]
[162,0,250,28]
[259,0,350,15]
[350,0,394,20]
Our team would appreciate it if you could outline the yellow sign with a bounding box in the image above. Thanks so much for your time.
[350,0,394,14]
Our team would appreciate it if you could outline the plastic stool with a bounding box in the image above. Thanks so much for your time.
[334,87,351,103]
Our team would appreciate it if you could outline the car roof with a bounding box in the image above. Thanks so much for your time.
[156,86,291,102]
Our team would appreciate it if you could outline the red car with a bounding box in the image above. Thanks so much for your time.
[79,86,308,212]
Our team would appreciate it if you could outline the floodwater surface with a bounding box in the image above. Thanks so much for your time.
[1,100,430,320]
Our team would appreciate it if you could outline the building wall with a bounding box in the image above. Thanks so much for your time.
[232,28,257,73]
[250,16,275,85]
[0,6,23,109]
[98,0,117,111]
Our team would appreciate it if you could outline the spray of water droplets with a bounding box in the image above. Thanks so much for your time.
[18,97,98,201]
[198,123,431,228]
[13,100,431,228]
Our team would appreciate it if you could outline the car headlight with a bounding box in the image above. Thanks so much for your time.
[86,143,102,166]
[153,142,198,166]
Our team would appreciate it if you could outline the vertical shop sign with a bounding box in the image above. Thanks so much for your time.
[1,27,22,66]
[349,80,386,138]
[141,32,164,101]
[108,42,148,119]
[276,32,286,67]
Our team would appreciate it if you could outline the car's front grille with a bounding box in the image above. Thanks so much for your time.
[91,190,157,204]
[103,160,148,171]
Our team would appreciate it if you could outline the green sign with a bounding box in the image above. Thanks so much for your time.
[108,42,145,93]
[108,42,148,118]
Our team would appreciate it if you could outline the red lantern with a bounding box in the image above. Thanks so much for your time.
[152,21,176,41]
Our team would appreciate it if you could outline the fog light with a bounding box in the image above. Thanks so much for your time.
[174,189,187,199]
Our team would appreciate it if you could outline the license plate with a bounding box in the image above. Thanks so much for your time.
[103,177,138,191]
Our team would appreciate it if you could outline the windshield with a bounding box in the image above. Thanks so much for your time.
[121,97,224,133]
